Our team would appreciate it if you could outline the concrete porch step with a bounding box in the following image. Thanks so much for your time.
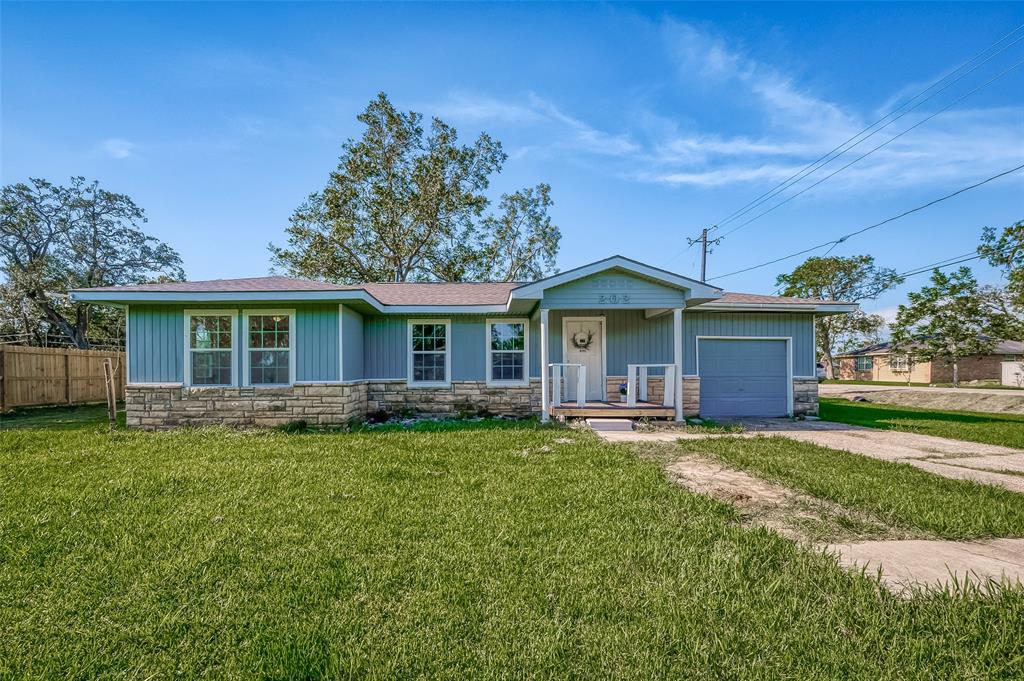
[585,418,635,432]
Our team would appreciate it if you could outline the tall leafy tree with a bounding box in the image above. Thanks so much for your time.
[775,255,902,376]
[0,177,184,348]
[270,93,560,283]
[979,219,1024,308]
[890,267,996,387]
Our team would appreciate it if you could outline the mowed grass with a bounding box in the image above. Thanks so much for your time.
[678,435,1024,540]
[2,425,1024,678]
[0,403,124,430]
[820,398,1024,449]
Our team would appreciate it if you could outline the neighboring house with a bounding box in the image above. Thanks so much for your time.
[70,255,856,429]
[836,339,1023,383]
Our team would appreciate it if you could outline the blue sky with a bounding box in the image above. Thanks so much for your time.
[3,2,1023,321]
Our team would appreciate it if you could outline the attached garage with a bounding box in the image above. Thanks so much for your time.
[698,338,790,417]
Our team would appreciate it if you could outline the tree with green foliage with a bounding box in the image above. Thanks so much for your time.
[776,255,902,377]
[979,219,1023,306]
[0,177,184,348]
[270,93,560,283]
[890,267,998,387]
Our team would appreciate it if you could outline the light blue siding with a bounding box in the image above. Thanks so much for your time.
[684,312,815,376]
[362,315,532,381]
[540,270,686,309]
[128,303,343,384]
[341,306,364,381]
[544,309,673,375]
[296,305,339,382]
[128,305,183,383]
[363,316,407,379]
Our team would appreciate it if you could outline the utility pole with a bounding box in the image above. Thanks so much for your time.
[687,227,722,282]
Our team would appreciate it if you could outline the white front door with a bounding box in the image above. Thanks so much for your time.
[563,317,605,401]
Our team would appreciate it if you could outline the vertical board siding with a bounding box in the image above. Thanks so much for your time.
[128,303,343,384]
[128,305,183,383]
[684,312,815,376]
[362,315,531,381]
[296,305,339,382]
[529,308,541,378]
[363,316,407,379]
[452,319,485,381]
[341,306,364,381]
[540,271,687,309]
[545,309,672,375]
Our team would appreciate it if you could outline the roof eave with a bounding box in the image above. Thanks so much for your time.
[690,302,859,314]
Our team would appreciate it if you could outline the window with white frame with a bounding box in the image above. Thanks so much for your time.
[187,312,235,386]
[245,311,294,385]
[889,354,909,372]
[488,319,527,384]
[409,320,449,386]
[855,356,873,372]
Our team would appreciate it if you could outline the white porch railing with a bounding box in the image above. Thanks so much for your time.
[548,363,587,408]
[625,363,678,408]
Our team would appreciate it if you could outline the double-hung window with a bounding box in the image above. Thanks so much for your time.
[244,310,294,386]
[855,356,873,372]
[408,320,450,387]
[889,355,909,372]
[487,319,528,385]
[186,310,236,386]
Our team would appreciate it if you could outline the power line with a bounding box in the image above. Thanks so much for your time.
[706,163,1024,281]
[717,56,1024,239]
[896,242,1018,279]
[713,24,1024,231]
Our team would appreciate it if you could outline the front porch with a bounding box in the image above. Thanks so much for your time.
[548,399,677,418]
[539,306,685,422]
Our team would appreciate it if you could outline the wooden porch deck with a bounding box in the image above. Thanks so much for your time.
[548,400,676,418]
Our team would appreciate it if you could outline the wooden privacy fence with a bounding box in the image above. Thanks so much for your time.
[0,345,126,411]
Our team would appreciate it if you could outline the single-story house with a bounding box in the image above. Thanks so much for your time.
[836,339,1023,383]
[70,255,856,429]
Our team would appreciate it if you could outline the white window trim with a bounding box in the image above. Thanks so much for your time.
[889,354,909,372]
[184,309,238,387]
[486,318,530,387]
[242,309,296,387]
[407,318,451,388]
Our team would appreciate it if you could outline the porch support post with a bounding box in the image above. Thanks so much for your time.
[540,308,550,422]
[673,308,684,422]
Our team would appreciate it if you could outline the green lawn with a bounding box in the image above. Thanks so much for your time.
[0,403,125,430]
[820,398,1024,449]
[3,422,1024,677]
[677,435,1024,540]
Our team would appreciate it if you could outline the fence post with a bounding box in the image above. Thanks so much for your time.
[64,351,72,405]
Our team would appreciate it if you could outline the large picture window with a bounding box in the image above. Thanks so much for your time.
[244,311,294,386]
[409,320,450,386]
[186,311,235,386]
[487,319,528,385]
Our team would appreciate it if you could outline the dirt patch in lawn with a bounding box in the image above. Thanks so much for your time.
[836,389,1024,414]
[664,454,917,544]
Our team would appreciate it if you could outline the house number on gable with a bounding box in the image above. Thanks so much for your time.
[598,294,631,304]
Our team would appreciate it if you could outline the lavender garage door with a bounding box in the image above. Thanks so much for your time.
[699,339,789,417]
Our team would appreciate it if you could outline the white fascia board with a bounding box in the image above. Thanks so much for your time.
[509,255,723,301]
[69,289,510,314]
[691,303,859,314]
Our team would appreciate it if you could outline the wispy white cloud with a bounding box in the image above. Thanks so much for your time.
[425,22,1021,194]
[428,91,638,157]
[99,138,137,159]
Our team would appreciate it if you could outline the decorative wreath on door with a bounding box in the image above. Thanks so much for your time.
[570,329,595,352]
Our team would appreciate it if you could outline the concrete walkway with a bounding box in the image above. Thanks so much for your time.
[826,539,1024,592]
[594,418,1024,494]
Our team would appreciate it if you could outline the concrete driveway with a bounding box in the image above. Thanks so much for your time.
[733,418,1024,494]
[819,383,1020,397]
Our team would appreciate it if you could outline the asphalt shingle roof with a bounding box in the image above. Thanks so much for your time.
[75,277,850,307]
